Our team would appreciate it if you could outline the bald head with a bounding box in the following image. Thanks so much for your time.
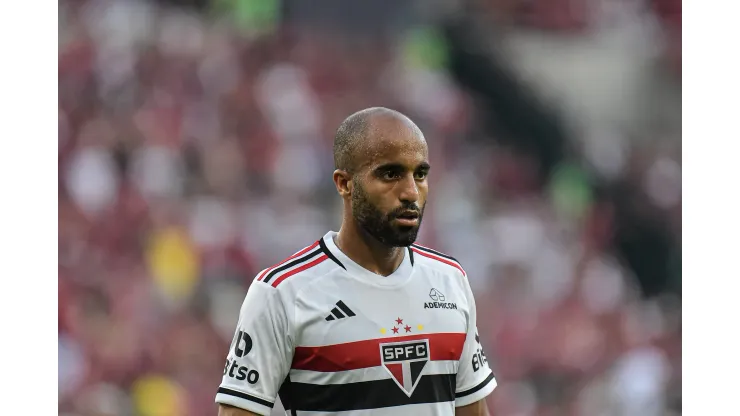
[333,107,425,174]
[332,107,430,248]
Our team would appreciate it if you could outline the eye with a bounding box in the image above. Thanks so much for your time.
[382,171,401,180]
[414,171,428,180]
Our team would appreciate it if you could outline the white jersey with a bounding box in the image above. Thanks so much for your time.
[216,231,496,415]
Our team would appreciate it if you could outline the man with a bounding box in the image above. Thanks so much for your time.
[216,108,496,415]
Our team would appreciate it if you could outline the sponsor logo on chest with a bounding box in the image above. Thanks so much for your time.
[424,288,457,309]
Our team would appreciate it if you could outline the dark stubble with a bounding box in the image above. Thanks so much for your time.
[351,180,425,247]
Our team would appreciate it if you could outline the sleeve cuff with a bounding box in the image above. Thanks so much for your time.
[454,372,497,407]
[215,387,274,416]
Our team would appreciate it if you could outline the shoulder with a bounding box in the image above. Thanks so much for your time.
[410,243,467,279]
[251,238,343,295]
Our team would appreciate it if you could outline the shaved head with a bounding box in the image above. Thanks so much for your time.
[333,107,424,174]
[332,107,430,247]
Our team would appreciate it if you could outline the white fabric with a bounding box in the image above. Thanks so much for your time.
[216,231,496,415]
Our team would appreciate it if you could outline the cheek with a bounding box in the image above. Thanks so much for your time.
[417,183,429,203]
[368,194,397,216]
[366,193,393,212]
[360,181,389,203]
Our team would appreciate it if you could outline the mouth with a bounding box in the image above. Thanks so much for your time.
[394,211,420,226]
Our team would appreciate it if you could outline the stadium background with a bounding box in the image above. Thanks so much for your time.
[58,0,681,415]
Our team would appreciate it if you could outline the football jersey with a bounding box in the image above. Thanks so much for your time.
[216,231,496,415]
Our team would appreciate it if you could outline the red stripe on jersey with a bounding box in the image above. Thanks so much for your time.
[412,242,441,252]
[411,248,467,276]
[292,332,466,372]
[271,254,328,288]
[258,241,320,281]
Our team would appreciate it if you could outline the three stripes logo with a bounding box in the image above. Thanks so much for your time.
[325,300,356,321]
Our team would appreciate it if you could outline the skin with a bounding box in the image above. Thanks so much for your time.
[217,405,260,416]
[218,108,491,416]
[333,109,430,276]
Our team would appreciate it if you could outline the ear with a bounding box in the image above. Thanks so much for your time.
[333,169,352,198]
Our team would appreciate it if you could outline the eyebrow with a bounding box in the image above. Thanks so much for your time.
[374,162,431,172]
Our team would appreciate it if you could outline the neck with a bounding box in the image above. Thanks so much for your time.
[335,220,405,277]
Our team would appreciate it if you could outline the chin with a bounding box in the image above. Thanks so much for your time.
[390,229,420,247]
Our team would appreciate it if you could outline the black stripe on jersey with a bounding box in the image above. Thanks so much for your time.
[335,300,356,317]
[330,307,345,319]
[412,244,462,265]
[288,374,456,412]
[408,246,415,266]
[278,375,298,416]
[217,387,274,408]
[455,373,495,399]
[319,237,346,270]
[262,248,323,283]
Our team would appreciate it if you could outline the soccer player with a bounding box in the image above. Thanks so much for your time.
[216,108,496,415]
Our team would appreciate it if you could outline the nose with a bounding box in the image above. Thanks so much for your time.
[398,175,420,204]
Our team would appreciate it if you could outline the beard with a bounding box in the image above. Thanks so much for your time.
[351,181,425,247]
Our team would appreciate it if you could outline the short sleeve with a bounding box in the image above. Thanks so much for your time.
[215,278,294,415]
[455,279,497,407]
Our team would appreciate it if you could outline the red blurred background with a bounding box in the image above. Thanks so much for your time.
[59,1,681,415]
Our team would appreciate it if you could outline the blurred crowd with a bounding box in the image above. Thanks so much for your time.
[58,0,681,415]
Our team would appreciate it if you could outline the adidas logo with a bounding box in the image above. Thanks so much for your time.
[325,300,356,321]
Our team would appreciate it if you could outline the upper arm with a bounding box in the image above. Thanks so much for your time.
[218,403,262,416]
[455,277,497,407]
[214,278,294,415]
[455,399,491,416]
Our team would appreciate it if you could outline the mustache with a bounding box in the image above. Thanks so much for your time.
[390,204,422,218]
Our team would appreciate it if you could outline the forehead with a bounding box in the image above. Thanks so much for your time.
[357,116,428,169]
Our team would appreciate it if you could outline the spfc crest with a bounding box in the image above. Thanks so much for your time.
[379,339,429,396]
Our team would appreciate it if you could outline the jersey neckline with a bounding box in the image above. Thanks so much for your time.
[322,231,415,288]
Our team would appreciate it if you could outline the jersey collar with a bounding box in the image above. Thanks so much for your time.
[322,231,415,287]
